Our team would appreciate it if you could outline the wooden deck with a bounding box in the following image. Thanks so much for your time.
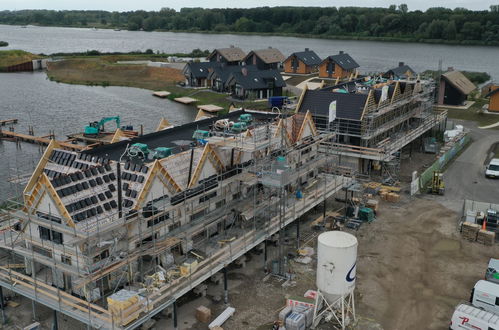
[174,97,198,104]
[153,91,171,98]
[0,119,18,126]
[0,130,85,151]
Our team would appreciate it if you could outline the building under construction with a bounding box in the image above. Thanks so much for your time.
[296,77,447,180]
[0,109,350,329]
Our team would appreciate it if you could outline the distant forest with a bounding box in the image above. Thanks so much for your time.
[1,5,499,45]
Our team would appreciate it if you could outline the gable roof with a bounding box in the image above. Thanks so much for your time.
[298,89,368,121]
[386,64,415,78]
[207,65,258,84]
[442,70,476,95]
[246,48,286,64]
[286,49,322,66]
[322,53,359,70]
[183,62,220,79]
[207,47,246,62]
[227,69,286,90]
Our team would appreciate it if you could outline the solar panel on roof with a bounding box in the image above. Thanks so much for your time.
[90,208,96,216]
[96,177,103,185]
[57,190,64,197]
[97,206,103,214]
[103,203,111,211]
[98,166,104,174]
[82,182,89,189]
[125,190,131,197]
[70,173,78,181]
[76,183,83,191]
[77,172,84,180]
[105,190,112,198]
[131,190,137,198]
[98,193,105,201]
[109,173,116,180]
[125,162,130,170]
[105,164,111,171]
[91,196,98,204]
[138,175,144,183]
[130,174,137,181]
[89,179,96,187]
[91,168,98,176]
[123,183,129,191]
[103,175,110,183]
[110,200,118,208]
[142,167,148,174]
[109,184,116,192]
[84,170,92,178]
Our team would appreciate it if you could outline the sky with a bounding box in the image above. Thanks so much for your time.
[0,0,496,11]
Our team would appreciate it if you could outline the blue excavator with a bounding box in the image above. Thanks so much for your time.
[84,116,121,137]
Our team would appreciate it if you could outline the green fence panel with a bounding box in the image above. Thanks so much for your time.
[419,134,470,190]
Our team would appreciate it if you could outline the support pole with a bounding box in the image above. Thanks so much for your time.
[264,239,268,271]
[223,268,228,304]
[0,286,5,325]
[52,309,58,330]
[32,299,36,321]
[173,301,178,330]
[296,218,300,250]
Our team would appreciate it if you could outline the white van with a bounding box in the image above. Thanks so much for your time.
[485,158,499,178]
[450,303,499,329]
[472,280,499,314]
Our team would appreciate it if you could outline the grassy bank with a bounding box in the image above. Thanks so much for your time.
[0,50,41,70]
[46,57,279,110]
[446,99,499,128]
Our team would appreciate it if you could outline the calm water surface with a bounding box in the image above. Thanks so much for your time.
[1,24,499,79]
[0,72,196,200]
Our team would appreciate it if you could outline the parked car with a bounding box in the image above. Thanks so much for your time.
[450,303,499,329]
[485,158,499,178]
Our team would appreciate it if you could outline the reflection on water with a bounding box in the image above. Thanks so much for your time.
[0,72,197,200]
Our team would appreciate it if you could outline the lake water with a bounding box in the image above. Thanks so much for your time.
[1,24,499,79]
[0,72,196,200]
[1,24,499,200]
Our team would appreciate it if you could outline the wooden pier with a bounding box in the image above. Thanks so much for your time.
[0,130,85,151]
[0,119,18,126]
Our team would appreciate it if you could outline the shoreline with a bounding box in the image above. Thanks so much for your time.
[2,23,499,48]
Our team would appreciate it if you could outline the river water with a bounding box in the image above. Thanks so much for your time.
[0,72,196,200]
[1,24,499,200]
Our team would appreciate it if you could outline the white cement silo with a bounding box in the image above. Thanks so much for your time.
[316,231,358,303]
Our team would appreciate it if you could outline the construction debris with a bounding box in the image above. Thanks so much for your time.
[208,307,235,329]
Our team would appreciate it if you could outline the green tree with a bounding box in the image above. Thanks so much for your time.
[443,20,457,39]
[398,4,408,14]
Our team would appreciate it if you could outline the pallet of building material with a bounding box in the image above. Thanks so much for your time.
[196,305,212,323]
[461,222,480,241]
[366,199,379,212]
[386,193,400,203]
[477,230,495,246]
[380,190,389,201]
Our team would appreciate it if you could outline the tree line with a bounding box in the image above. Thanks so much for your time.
[1,5,499,45]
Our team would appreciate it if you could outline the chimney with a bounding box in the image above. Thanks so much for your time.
[305,48,309,51]
[339,50,344,54]
[241,67,248,76]
[447,66,454,71]
[399,62,404,67]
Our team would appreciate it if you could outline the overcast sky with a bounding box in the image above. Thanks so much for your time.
[0,0,496,11]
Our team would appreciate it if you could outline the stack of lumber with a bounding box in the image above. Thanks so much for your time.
[462,222,480,241]
[380,191,400,202]
[107,289,144,325]
[477,229,495,246]
[196,305,212,323]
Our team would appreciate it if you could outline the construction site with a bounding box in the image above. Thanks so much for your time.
[2,69,494,330]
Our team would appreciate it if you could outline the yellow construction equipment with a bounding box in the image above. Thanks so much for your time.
[428,171,445,195]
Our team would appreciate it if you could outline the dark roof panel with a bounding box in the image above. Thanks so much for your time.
[323,53,360,70]
[227,69,286,90]
[183,62,221,79]
[288,50,322,66]
[386,64,415,78]
[298,89,367,121]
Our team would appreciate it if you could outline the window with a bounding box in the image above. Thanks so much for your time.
[191,209,205,222]
[301,148,311,155]
[38,226,63,244]
[199,191,217,203]
[232,192,241,200]
[61,255,72,265]
[168,222,181,232]
[147,213,170,227]
[93,249,109,263]
[215,199,226,208]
